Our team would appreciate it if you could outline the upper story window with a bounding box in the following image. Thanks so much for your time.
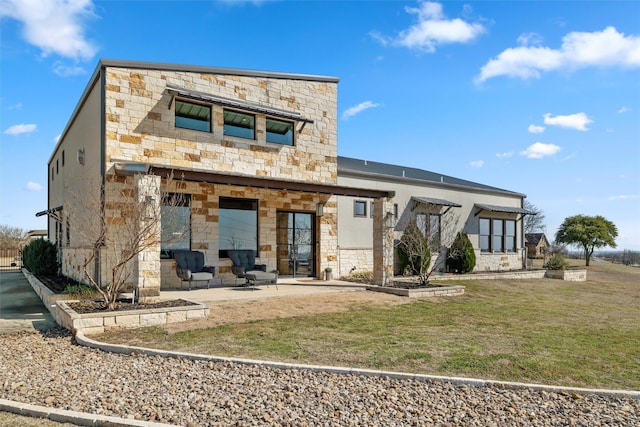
[224,109,255,139]
[480,218,516,253]
[354,200,367,217]
[175,100,211,132]
[266,118,294,145]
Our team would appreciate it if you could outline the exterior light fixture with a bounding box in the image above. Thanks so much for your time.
[316,202,324,217]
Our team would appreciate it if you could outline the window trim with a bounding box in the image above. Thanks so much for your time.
[223,108,256,140]
[354,200,367,217]
[219,197,259,258]
[160,193,192,258]
[266,117,295,146]
[479,217,516,253]
[175,99,212,133]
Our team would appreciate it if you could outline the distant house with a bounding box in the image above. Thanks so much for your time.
[26,229,48,240]
[525,233,550,258]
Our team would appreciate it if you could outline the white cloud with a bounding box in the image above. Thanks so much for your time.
[8,102,23,110]
[608,194,639,201]
[4,123,37,135]
[476,26,640,82]
[26,181,42,191]
[496,151,513,158]
[517,32,543,46]
[53,61,87,77]
[342,101,381,120]
[520,142,561,159]
[528,124,545,134]
[618,106,630,113]
[543,112,592,131]
[0,0,97,61]
[470,160,484,168]
[375,1,485,52]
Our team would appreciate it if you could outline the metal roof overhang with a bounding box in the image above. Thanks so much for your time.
[412,196,462,208]
[115,163,394,199]
[167,84,314,126]
[474,203,536,216]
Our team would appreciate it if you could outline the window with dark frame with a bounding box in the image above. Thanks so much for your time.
[354,200,367,217]
[223,109,255,139]
[266,117,294,145]
[160,193,191,258]
[479,217,516,253]
[175,100,211,132]
[219,197,259,258]
[417,213,441,250]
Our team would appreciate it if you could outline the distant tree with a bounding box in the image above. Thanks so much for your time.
[524,201,545,234]
[554,215,618,266]
[0,225,27,250]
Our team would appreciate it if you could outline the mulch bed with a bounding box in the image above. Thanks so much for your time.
[67,299,197,314]
[36,274,195,314]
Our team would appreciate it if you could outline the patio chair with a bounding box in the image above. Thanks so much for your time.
[171,250,215,290]
[227,249,278,289]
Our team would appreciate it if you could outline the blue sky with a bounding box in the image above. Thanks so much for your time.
[1,0,639,250]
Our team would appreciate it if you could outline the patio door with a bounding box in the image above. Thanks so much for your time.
[276,212,315,277]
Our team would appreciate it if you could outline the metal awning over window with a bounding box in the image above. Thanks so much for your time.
[35,205,62,217]
[474,203,535,216]
[412,196,462,208]
[167,84,314,127]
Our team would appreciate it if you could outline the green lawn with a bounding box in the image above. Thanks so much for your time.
[98,261,640,390]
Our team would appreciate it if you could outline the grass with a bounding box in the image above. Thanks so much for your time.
[97,260,640,390]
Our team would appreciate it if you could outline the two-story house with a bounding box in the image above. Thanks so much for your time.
[40,59,532,301]
[41,59,393,301]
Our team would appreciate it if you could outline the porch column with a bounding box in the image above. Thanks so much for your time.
[373,197,395,286]
[134,174,161,303]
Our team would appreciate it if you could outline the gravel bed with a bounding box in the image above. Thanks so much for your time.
[1,328,638,426]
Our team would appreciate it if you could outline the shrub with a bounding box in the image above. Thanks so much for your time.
[22,238,58,276]
[446,232,476,273]
[544,254,569,270]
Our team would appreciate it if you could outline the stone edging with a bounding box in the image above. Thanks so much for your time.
[367,284,465,298]
[22,269,210,335]
[0,398,179,427]
[77,332,640,401]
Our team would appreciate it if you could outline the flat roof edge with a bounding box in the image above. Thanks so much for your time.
[99,59,340,83]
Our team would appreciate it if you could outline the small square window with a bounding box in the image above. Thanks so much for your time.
[266,118,294,145]
[175,100,211,132]
[354,200,367,217]
[224,109,255,139]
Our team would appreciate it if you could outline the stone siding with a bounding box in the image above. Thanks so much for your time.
[103,67,337,183]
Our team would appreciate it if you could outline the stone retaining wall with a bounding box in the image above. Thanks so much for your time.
[22,269,209,335]
[367,285,465,298]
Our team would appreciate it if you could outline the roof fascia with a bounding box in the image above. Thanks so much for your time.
[339,168,526,199]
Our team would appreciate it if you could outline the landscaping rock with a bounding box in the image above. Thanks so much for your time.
[1,328,638,426]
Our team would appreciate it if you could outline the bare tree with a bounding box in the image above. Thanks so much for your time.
[51,172,188,310]
[524,200,545,234]
[396,209,459,286]
[0,225,27,250]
